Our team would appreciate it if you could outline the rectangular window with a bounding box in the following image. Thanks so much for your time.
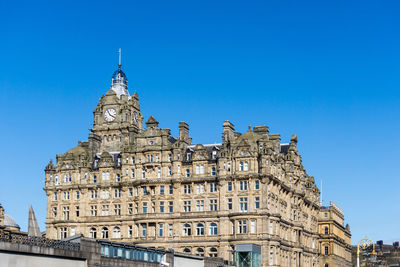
[131,157,135,164]
[169,185,173,195]
[186,169,190,177]
[114,204,121,215]
[157,167,161,178]
[184,184,191,194]
[93,175,97,183]
[196,184,204,194]
[52,207,57,218]
[75,206,79,217]
[227,182,233,191]
[168,201,174,213]
[160,185,165,195]
[128,225,133,238]
[90,205,97,216]
[239,181,248,191]
[159,223,164,237]
[116,174,121,182]
[143,187,148,195]
[183,201,191,212]
[62,206,69,220]
[102,205,109,216]
[168,166,172,176]
[211,167,216,176]
[196,200,204,212]
[131,169,135,178]
[128,203,133,215]
[250,219,256,234]
[142,169,145,178]
[76,191,80,200]
[53,192,57,201]
[269,247,274,265]
[269,221,274,234]
[255,196,260,209]
[200,164,205,174]
[168,224,173,237]
[159,201,165,213]
[209,183,217,192]
[255,180,260,190]
[238,220,247,234]
[244,161,249,171]
[168,154,172,162]
[324,246,329,255]
[209,199,218,211]
[143,202,148,213]
[240,197,248,212]
[196,165,200,174]
[228,198,233,210]
[114,189,121,198]
[91,190,97,199]
[142,224,147,237]
[129,188,133,197]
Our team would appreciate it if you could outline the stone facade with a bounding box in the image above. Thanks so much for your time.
[318,202,352,267]
[0,204,3,227]
[44,63,321,266]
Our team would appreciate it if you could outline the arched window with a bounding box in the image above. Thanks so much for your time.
[324,264,329,267]
[102,227,109,239]
[90,227,97,239]
[324,226,329,235]
[183,223,191,236]
[196,248,204,256]
[113,226,121,238]
[209,247,218,257]
[209,223,218,235]
[196,223,204,236]
[183,248,191,254]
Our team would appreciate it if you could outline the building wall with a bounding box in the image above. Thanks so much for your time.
[44,66,321,266]
[0,252,86,267]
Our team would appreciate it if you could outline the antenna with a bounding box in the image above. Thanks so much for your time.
[118,48,122,67]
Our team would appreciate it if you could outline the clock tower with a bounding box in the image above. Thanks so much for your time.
[91,62,143,152]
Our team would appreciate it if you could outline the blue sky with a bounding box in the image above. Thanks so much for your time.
[0,0,399,244]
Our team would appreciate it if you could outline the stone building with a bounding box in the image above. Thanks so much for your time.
[318,202,352,267]
[0,203,21,232]
[44,62,321,266]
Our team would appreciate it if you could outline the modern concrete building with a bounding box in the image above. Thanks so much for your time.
[44,61,321,266]
[318,201,352,267]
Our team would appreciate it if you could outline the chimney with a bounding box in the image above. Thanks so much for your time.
[179,121,189,139]
[253,126,269,136]
[223,120,235,142]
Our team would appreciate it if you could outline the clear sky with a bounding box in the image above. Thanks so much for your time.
[0,0,399,245]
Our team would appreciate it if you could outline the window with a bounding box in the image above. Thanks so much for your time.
[239,161,244,171]
[324,246,329,255]
[196,223,204,236]
[209,199,218,211]
[169,185,173,194]
[75,206,80,217]
[255,180,260,190]
[324,212,328,218]
[324,226,329,235]
[183,223,191,236]
[196,200,204,212]
[159,201,165,213]
[159,223,164,237]
[126,169,129,176]
[209,183,217,192]
[168,167,172,176]
[186,153,192,161]
[143,187,148,195]
[128,203,133,215]
[102,172,106,180]
[143,202,148,213]
[131,169,135,178]
[209,223,218,235]
[200,164,205,174]
[168,154,172,162]
[196,184,204,194]
[102,190,109,199]
[183,201,191,212]
[125,157,129,164]
[131,156,135,164]
[160,185,165,195]
[60,227,67,239]
[239,197,248,212]
[128,226,133,238]
[177,165,181,174]
[168,201,174,213]
[228,198,233,210]
[114,189,121,198]
[63,191,70,200]
[141,224,147,237]
[53,192,57,201]
[183,248,191,253]
[211,167,216,176]
[90,205,97,216]
[101,227,109,238]
[269,221,274,234]
[238,220,247,234]
[112,227,121,238]
[62,206,69,220]
[186,169,190,177]
[106,171,110,180]
[157,167,161,178]
[269,247,274,265]
[116,174,121,182]
[76,191,80,200]
[90,227,97,238]
[128,188,133,197]
[196,248,204,257]
[196,165,200,174]
[142,169,145,178]
[244,161,249,171]
[255,196,260,209]
[101,205,109,216]
[239,181,248,191]
[91,190,97,199]
[114,204,121,215]
[227,182,233,192]
[184,184,191,194]
[168,224,173,237]
[55,175,58,185]
[250,219,256,234]
[52,207,57,218]
[93,175,97,183]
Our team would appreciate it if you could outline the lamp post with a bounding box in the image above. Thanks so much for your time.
[357,238,376,267]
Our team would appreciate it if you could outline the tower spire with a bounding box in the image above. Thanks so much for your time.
[118,48,122,69]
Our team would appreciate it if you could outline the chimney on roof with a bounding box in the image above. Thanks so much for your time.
[253,126,269,136]
[223,120,235,142]
[179,121,189,139]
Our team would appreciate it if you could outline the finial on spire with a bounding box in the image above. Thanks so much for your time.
[118,48,122,69]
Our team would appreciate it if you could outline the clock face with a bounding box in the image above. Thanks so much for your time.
[104,108,116,122]
[133,111,138,125]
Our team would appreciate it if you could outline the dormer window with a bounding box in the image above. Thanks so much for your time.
[239,162,244,171]
[187,153,192,161]
[212,151,217,159]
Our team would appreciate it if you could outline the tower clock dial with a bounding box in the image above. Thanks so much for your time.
[133,111,138,125]
[104,108,116,122]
